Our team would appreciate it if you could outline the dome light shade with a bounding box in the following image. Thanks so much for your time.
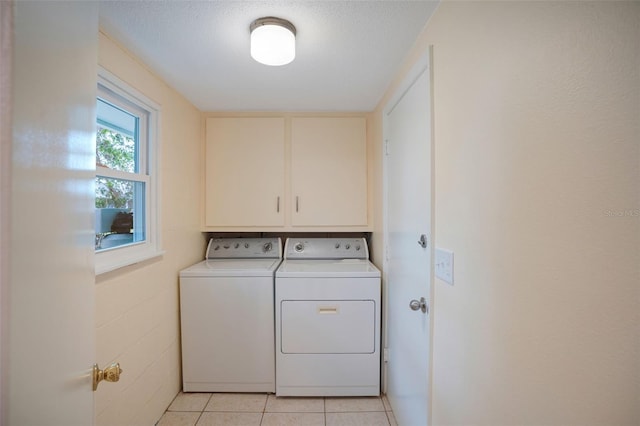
[250,17,296,66]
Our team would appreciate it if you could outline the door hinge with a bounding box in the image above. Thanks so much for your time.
[383,348,389,363]
[384,139,390,156]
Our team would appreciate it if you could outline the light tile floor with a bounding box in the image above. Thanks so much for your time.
[157,392,398,426]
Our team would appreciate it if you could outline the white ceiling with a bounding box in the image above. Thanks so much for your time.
[98,1,439,112]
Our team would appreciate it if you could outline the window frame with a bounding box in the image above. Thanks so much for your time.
[95,66,163,275]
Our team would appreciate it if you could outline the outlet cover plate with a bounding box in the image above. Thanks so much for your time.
[435,248,454,285]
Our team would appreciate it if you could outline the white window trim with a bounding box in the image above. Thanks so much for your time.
[96,66,164,275]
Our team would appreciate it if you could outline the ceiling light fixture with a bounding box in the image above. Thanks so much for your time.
[250,17,296,66]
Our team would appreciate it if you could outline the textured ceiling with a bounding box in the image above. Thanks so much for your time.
[99,1,439,112]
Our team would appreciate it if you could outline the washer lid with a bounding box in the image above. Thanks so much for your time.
[276,259,380,278]
[180,258,282,277]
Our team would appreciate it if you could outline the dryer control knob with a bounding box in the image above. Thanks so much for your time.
[294,242,304,252]
[263,242,273,252]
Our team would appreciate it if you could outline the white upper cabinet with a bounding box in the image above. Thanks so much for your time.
[203,115,369,231]
[205,117,285,227]
[291,117,368,227]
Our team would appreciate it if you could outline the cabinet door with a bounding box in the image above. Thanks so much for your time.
[205,117,285,227]
[291,117,368,226]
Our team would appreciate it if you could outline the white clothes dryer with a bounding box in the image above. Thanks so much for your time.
[275,237,381,396]
[179,237,281,392]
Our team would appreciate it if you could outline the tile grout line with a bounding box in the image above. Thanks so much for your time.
[260,394,267,426]
[323,397,327,426]
[195,393,213,425]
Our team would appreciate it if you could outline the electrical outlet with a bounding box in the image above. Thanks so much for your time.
[435,248,454,285]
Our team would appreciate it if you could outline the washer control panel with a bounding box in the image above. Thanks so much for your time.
[206,237,282,259]
[284,238,369,260]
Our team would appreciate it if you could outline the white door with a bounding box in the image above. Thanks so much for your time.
[384,53,433,426]
[4,2,98,424]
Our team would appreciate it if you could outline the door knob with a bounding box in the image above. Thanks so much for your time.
[93,362,122,391]
[409,297,429,314]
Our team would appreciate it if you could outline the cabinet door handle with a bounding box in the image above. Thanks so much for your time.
[296,196,299,213]
[277,196,280,213]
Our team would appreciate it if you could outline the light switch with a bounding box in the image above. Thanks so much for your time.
[435,248,454,285]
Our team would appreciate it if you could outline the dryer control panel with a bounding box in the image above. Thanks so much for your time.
[284,238,369,260]
[206,237,282,259]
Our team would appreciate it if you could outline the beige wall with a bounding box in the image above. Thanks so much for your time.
[373,2,639,424]
[95,31,205,426]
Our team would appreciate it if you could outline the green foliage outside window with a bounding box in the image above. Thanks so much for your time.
[95,127,135,208]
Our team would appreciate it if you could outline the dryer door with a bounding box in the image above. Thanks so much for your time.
[280,300,375,354]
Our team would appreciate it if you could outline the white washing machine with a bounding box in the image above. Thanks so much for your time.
[179,237,281,392]
[275,237,381,396]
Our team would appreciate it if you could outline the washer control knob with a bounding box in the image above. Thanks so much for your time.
[345,244,351,249]
[234,243,240,249]
[214,245,220,251]
[335,243,341,249]
[294,242,304,252]
[356,245,361,251]
[263,242,273,252]
[245,243,249,248]
[223,244,230,249]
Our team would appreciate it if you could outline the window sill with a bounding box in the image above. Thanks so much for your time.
[96,244,165,276]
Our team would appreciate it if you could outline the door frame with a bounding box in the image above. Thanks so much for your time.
[381,47,435,421]
[0,1,13,423]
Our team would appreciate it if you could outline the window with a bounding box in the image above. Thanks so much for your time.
[95,67,163,274]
